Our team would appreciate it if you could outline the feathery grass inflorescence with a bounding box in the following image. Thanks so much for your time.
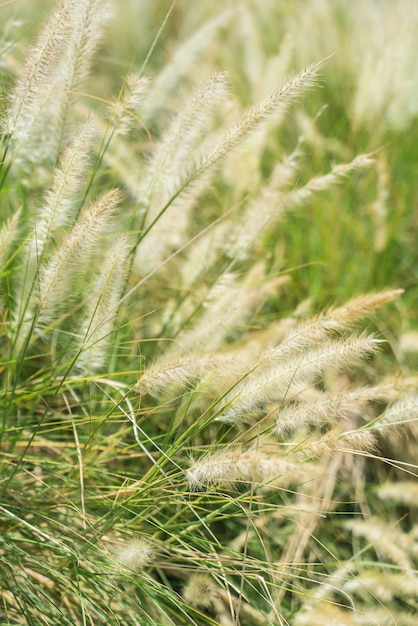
[76,234,130,372]
[3,0,108,168]
[186,445,320,492]
[107,72,150,138]
[1,2,418,625]
[31,117,97,251]
[2,0,76,146]
[37,188,122,328]
[215,333,381,424]
[0,208,21,269]
[14,118,96,312]
[111,536,155,571]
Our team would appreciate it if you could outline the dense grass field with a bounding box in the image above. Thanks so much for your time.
[1,1,418,624]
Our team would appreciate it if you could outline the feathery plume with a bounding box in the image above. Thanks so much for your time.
[364,393,418,433]
[275,379,416,437]
[265,290,403,366]
[295,428,377,458]
[225,149,301,260]
[368,155,390,252]
[32,118,96,256]
[139,71,228,208]
[191,60,326,184]
[217,335,381,424]
[12,119,96,331]
[112,537,154,571]
[183,573,222,611]
[0,209,21,269]
[294,603,356,626]
[136,352,238,398]
[186,446,320,491]
[76,235,130,373]
[286,154,374,207]
[135,72,229,273]
[61,0,109,95]
[345,570,418,603]
[3,0,107,165]
[168,266,286,357]
[378,481,418,508]
[47,0,109,154]
[108,72,150,137]
[347,517,414,572]
[399,331,418,354]
[37,188,122,326]
[2,0,76,143]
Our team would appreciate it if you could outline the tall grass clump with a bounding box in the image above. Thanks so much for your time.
[1,1,418,624]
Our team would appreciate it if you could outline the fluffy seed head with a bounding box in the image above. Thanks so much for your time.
[183,573,220,609]
[112,537,154,571]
